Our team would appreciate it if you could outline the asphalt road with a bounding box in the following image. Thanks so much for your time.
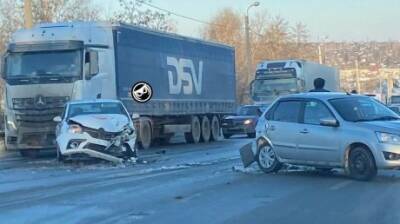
[1,136,400,224]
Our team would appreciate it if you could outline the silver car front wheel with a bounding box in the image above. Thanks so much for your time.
[256,144,282,173]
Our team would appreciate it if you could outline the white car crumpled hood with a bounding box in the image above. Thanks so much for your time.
[69,114,130,132]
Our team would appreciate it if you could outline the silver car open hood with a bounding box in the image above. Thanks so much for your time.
[69,114,129,132]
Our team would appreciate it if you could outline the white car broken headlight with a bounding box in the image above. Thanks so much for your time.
[376,132,400,145]
[68,124,83,134]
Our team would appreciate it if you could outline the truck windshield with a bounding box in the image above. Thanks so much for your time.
[253,78,298,96]
[6,50,82,78]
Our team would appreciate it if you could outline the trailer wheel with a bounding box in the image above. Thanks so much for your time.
[210,115,220,141]
[185,116,201,144]
[200,116,211,143]
[139,120,152,149]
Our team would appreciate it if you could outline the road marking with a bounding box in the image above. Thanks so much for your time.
[329,180,353,190]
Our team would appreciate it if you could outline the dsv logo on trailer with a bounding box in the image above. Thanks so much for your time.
[166,56,203,95]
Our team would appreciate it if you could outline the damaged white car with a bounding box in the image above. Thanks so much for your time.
[53,99,137,163]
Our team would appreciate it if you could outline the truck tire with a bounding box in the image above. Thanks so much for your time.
[185,116,201,144]
[200,116,211,143]
[210,115,220,141]
[139,120,152,149]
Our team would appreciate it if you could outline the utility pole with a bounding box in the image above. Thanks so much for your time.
[244,2,260,85]
[318,44,323,64]
[24,0,33,29]
[355,58,361,93]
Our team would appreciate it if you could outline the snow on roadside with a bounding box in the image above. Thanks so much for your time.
[232,164,262,174]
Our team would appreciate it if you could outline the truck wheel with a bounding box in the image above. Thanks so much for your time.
[210,116,220,141]
[200,116,211,143]
[185,116,201,144]
[139,120,152,149]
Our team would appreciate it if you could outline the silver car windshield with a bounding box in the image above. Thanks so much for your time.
[67,102,128,119]
[329,97,400,122]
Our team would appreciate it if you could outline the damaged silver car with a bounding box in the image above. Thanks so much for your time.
[53,99,137,163]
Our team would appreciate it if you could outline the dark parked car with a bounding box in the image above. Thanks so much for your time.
[221,105,262,139]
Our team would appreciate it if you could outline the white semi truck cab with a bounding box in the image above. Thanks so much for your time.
[1,23,111,155]
[250,60,340,105]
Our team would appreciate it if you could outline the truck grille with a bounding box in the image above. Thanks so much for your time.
[12,96,69,110]
[12,96,69,128]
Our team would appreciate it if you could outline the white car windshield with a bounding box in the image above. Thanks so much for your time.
[67,102,128,119]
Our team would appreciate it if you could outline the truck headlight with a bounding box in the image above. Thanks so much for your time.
[376,132,400,145]
[244,119,252,125]
[68,124,82,134]
[5,116,17,131]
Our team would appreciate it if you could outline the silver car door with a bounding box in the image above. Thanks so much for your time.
[296,100,341,163]
[266,100,302,160]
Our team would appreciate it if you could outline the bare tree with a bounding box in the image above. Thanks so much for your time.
[0,0,24,52]
[291,22,309,45]
[112,0,175,32]
[30,0,99,23]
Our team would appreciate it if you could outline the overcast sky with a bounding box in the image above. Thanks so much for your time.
[99,0,400,41]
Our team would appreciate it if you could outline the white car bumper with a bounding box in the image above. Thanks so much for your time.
[56,131,136,163]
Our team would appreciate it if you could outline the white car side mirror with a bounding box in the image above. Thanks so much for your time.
[53,116,62,123]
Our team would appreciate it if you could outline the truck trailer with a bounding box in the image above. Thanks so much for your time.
[1,22,236,156]
[250,60,340,105]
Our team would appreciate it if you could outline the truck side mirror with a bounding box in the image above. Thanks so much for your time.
[85,51,99,80]
[0,55,6,79]
[249,80,255,95]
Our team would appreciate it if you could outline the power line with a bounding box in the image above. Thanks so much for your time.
[139,1,264,37]
[139,1,224,27]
